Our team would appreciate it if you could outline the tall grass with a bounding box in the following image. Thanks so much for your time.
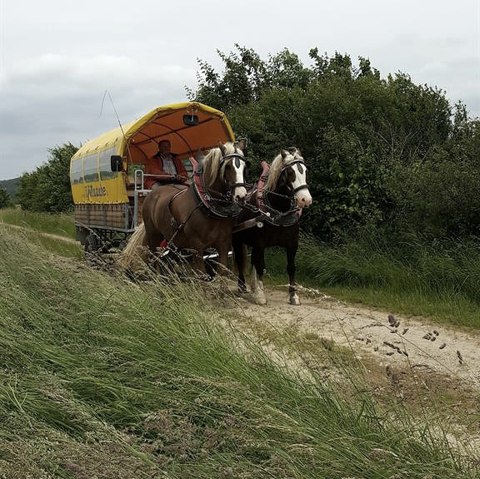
[0,208,80,258]
[262,231,480,328]
[0,224,476,478]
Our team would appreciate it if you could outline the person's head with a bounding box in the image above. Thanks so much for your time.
[158,140,171,154]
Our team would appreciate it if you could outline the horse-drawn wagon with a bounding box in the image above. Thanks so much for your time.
[71,101,312,305]
[70,102,236,252]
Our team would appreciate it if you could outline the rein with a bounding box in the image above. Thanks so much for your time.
[163,187,202,250]
[255,160,270,213]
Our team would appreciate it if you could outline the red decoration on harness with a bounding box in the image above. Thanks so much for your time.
[189,157,211,210]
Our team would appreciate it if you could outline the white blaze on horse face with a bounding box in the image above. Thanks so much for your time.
[233,158,247,200]
[291,162,312,207]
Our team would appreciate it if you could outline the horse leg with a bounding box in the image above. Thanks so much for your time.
[192,250,209,279]
[232,241,248,293]
[215,244,230,276]
[286,244,300,305]
[209,244,234,297]
[250,246,267,305]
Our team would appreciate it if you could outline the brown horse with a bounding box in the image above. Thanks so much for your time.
[233,148,312,304]
[121,141,248,275]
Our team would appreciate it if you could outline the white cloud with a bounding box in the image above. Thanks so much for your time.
[0,53,196,178]
[0,0,479,179]
[3,53,196,96]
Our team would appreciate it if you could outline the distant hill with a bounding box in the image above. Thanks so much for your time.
[0,177,20,200]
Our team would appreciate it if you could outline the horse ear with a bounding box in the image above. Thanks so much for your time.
[235,138,248,154]
[287,147,297,155]
[281,149,289,159]
[218,142,227,156]
[195,149,205,161]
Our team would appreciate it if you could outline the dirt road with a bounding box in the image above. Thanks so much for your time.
[233,285,480,391]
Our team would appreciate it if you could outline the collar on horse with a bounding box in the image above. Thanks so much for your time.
[190,156,244,218]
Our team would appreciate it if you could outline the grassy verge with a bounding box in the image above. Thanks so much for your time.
[0,208,80,258]
[266,232,480,329]
[0,208,75,238]
[0,224,476,478]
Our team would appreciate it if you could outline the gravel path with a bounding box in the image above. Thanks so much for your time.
[234,285,480,391]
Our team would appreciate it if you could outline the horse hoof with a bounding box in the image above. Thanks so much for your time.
[253,293,267,305]
[289,295,301,306]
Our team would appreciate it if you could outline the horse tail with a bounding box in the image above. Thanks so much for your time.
[117,223,148,271]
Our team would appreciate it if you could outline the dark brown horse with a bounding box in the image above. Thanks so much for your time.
[121,141,248,275]
[233,148,312,304]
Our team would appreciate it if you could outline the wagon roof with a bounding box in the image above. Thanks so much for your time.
[72,102,235,159]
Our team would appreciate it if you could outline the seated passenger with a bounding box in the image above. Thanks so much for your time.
[145,140,188,190]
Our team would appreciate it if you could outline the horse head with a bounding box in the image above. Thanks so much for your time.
[267,148,312,208]
[205,141,248,203]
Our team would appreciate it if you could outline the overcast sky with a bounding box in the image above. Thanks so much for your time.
[0,0,479,180]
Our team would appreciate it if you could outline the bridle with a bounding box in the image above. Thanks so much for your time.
[281,158,309,194]
[257,156,309,226]
[192,151,248,218]
[219,152,249,192]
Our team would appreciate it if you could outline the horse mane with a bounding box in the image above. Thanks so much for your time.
[203,142,242,187]
[265,148,302,191]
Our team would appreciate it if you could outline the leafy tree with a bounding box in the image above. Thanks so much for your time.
[189,45,313,111]
[190,46,476,240]
[17,143,78,213]
[0,187,11,209]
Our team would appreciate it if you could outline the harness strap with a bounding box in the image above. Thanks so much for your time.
[165,187,202,250]
[167,187,188,211]
[233,216,265,233]
[293,184,309,194]
[190,157,210,207]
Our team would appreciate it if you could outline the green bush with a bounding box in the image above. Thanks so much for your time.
[16,143,77,213]
[191,46,478,241]
[388,155,480,237]
[0,186,11,209]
